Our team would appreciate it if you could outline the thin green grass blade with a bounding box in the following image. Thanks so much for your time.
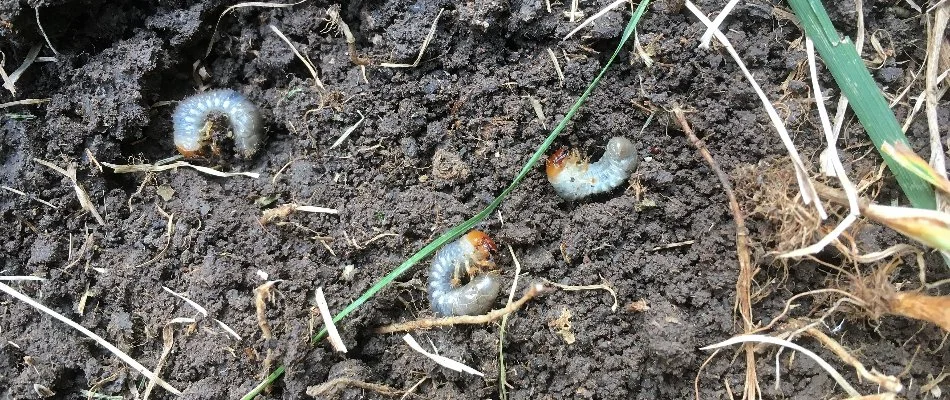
[240,2,651,398]
[786,0,936,209]
[241,365,284,400]
[313,0,651,343]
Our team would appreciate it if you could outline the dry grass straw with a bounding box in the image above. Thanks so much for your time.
[860,202,950,252]
[214,319,242,340]
[563,0,628,40]
[546,48,564,84]
[564,0,582,21]
[314,287,347,352]
[0,282,181,395]
[697,0,740,48]
[685,1,827,220]
[205,1,309,57]
[254,280,280,378]
[34,158,105,225]
[701,334,861,397]
[260,203,339,224]
[810,178,950,253]
[379,9,444,68]
[330,110,365,149]
[306,377,402,397]
[142,320,193,400]
[402,334,483,376]
[882,142,950,196]
[925,4,949,214]
[376,283,549,334]
[672,109,760,399]
[1,185,57,208]
[103,160,260,178]
[268,24,325,91]
[779,38,860,258]
[162,285,208,317]
[498,245,522,400]
[325,5,370,66]
[851,389,897,400]
[526,96,547,128]
[1,45,41,95]
[0,276,45,281]
[0,98,49,108]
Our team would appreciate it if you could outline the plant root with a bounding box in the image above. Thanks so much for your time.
[306,377,402,397]
[673,108,760,399]
[376,283,549,334]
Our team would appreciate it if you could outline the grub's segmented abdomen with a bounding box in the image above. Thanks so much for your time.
[546,137,639,200]
[172,89,263,158]
[427,231,501,316]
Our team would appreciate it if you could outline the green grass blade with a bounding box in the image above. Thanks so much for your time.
[313,0,651,343]
[241,365,284,400]
[240,2,651,398]
[786,0,936,209]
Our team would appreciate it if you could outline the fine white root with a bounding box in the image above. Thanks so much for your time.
[380,9,444,68]
[685,1,827,220]
[563,0,627,40]
[269,24,325,91]
[162,286,209,317]
[701,334,861,397]
[0,282,181,395]
[780,38,860,258]
[544,279,619,312]
[330,110,365,149]
[33,158,105,225]
[102,160,259,178]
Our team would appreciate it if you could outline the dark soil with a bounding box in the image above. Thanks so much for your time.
[1,0,948,398]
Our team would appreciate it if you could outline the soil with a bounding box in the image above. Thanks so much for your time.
[1,0,948,399]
